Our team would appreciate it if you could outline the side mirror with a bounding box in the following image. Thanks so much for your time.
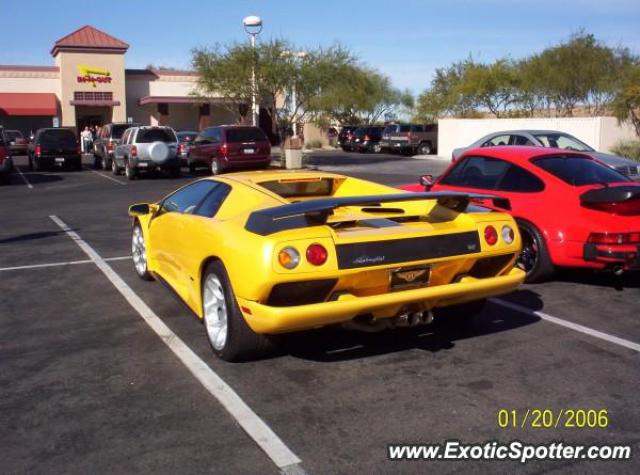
[129,203,155,216]
[420,174,435,189]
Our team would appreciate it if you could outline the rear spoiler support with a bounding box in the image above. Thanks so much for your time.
[245,192,499,236]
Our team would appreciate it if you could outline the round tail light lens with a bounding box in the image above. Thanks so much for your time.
[306,244,328,266]
[502,225,515,244]
[484,226,498,246]
[278,247,300,269]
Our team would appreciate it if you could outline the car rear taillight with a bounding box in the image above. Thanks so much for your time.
[107,142,113,152]
[178,143,184,154]
[502,225,515,245]
[130,145,137,158]
[364,134,370,141]
[588,232,640,245]
[219,143,228,158]
[35,144,41,157]
[407,132,413,141]
[278,247,300,269]
[306,244,328,266]
[76,143,81,155]
[484,226,498,246]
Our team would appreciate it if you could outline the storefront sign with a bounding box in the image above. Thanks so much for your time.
[76,64,112,87]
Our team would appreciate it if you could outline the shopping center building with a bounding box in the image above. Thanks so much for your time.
[0,25,258,136]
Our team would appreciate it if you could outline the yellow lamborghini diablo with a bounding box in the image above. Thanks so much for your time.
[128,170,525,361]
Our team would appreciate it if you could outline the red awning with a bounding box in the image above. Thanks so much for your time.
[0,93,58,116]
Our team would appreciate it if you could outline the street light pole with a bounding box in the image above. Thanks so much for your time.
[243,16,262,127]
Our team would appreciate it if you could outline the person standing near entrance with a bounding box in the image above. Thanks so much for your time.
[80,126,92,153]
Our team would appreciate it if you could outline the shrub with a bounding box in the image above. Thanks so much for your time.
[610,140,640,162]
[304,139,323,149]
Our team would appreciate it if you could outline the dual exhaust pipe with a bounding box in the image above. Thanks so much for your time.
[343,310,435,333]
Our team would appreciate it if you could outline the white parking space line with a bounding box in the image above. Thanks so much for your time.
[0,256,130,272]
[49,215,306,474]
[89,169,127,185]
[15,166,33,189]
[492,298,640,353]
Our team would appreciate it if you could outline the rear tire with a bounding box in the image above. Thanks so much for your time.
[417,142,432,155]
[34,158,42,172]
[125,160,137,181]
[202,261,276,361]
[516,220,555,283]
[210,158,223,176]
[28,155,34,171]
[75,159,83,171]
[102,157,111,171]
[112,159,121,175]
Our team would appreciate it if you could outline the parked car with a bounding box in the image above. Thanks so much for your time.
[176,131,199,166]
[337,126,358,151]
[28,128,81,171]
[451,130,640,180]
[93,122,142,170]
[350,126,385,153]
[187,125,271,175]
[401,146,640,282]
[113,126,180,180]
[3,129,28,155]
[127,169,524,360]
[0,128,14,185]
[381,123,438,155]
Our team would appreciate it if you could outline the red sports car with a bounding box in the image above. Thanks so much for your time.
[400,146,640,282]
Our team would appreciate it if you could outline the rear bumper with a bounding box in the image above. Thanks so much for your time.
[222,156,271,169]
[133,157,180,170]
[239,267,525,334]
[37,155,81,166]
[583,242,640,269]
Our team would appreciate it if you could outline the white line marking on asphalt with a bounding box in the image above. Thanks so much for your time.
[49,215,305,474]
[492,298,640,353]
[15,166,33,189]
[90,169,126,185]
[0,256,130,272]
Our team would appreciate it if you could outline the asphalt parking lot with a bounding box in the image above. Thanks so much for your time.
[1,151,639,474]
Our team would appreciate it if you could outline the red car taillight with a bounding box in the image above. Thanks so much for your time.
[130,145,137,158]
[588,232,640,245]
[178,143,184,154]
[107,142,113,152]
[364,134,370,141]
[306,244,328,266]
[76,143,81,154]
[35,144,41,157]
[407,132,413,140]
[219,143,228,158]
[484,226,498,246]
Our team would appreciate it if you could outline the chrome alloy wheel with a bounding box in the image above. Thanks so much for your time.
[211,159,219,175]
[203,274,228,351]
[132,226,148,277]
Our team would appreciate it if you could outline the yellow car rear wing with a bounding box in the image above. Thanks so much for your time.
[245,192,502,235]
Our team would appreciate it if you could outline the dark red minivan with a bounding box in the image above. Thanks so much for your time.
[187,125,271,175]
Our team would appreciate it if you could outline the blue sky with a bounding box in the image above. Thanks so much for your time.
[1,0,639,94]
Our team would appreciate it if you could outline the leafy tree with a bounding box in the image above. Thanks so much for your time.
[461,59,519,117]
[612,63,640,137]
[313,67,413,125]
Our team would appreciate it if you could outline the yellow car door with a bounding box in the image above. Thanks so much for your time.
[149,180,220,296]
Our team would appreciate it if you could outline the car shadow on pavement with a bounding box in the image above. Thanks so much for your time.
[552,268,640,290]
[283,291,543,363]
[0,230,65,244]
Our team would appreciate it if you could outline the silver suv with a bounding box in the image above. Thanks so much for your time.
[113,126,180,179]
